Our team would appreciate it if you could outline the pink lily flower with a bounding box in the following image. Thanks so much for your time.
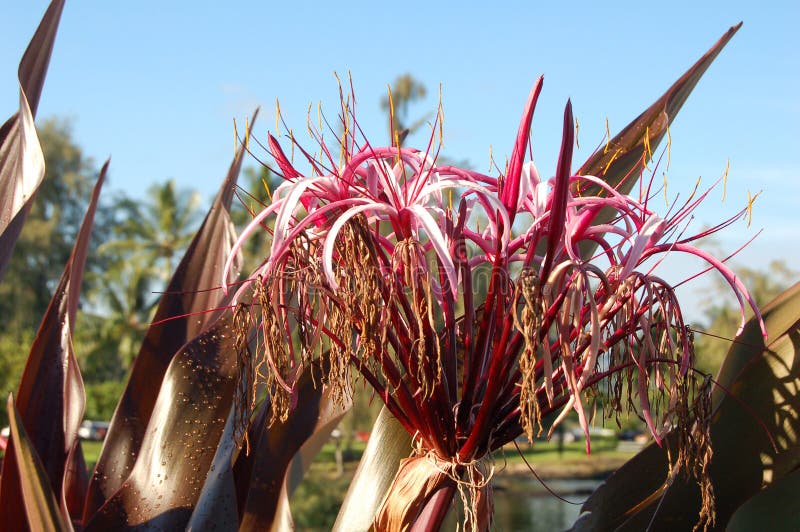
[226,76,765,531]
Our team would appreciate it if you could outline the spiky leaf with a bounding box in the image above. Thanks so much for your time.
[84,115,255,516]
[0,0,64,280]
[235,366,349,531]
[185,360,350,531]
[82,313,241,530]
[6,394,70,532]
[575,23,742,261]
[0,162,106,528]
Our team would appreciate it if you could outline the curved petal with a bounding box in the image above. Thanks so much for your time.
[322,203,396,289]
[408,204,458,294]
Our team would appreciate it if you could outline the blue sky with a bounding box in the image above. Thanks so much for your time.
[2,1,798,320]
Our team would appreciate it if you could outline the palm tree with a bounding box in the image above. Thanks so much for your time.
[82,180,203,374]
[380,74,431,146]
[108,179,203,282]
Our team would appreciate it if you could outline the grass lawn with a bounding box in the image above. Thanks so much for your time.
[312,436,636,467]
[11,434,637,478]
[81,440,103,470]
[508,437,635,462]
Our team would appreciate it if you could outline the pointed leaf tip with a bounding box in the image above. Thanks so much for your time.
[579,22,742,186]
[540,99,574,280]
[85,121,257,515]
[502,76,543,218]
[573,23,743,263]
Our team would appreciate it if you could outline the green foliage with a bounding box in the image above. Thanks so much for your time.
[0,329,33,427]
[77,179,204,377]
[105,180,202,283]
[291,473,352,530]
[80,440,103,470]
[84,380,126,421]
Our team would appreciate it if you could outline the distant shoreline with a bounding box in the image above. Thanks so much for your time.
[493,453,632,483]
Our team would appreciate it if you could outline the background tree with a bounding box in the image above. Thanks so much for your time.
[82,179,202,365]
[77,179,204,419]
[105,180,202,283]
[380,73,431,147]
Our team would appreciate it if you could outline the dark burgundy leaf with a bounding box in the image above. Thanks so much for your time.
[186,354,350,530]
[6,394,70,532]
[236,364,349,530]
[0,161,107,528]
[84,113,256,517]
[82,310,242,530]
[575,23,741,261]
[183,405,242,531]
[63,439,88,525]
[0,0,64,281]
[579,22,741,188]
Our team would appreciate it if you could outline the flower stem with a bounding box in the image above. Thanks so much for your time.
[410,485,456,532]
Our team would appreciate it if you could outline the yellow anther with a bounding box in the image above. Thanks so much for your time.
[745,190,761,227]
[275,99,281,136]
[721,159,730,202]
[604,117,611,154]
[262,177,272,201]
[602,149,620,175]
[438,85,444,148]
[387,84,396,144]
[662,172,669,206]
[233,118,238,155]
[340,98,350,167]
[666,126,672,170]
[574,117,580,149]
[642,125,652,167]
[686,176,702,204]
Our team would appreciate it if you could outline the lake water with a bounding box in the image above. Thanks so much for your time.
[444,478,601,531]
[494,478,600,531]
